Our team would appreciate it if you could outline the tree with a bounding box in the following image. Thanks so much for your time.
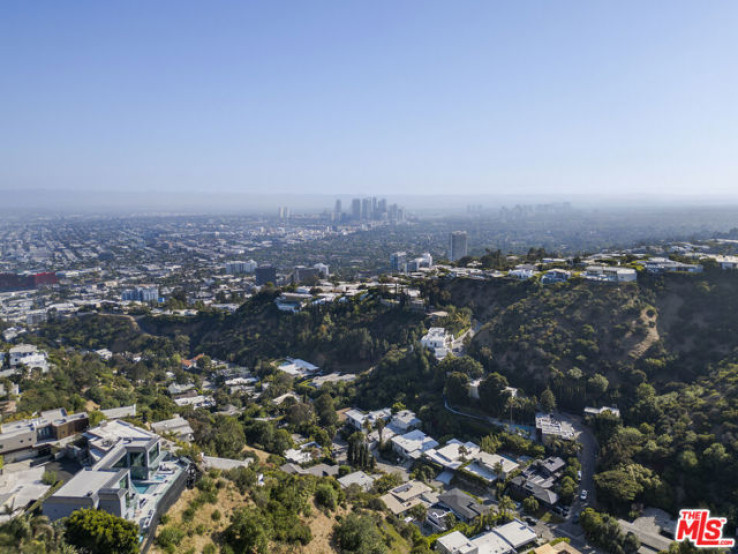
[375,417,386,445]
[334,513,387,554]
[445,372,470,406]
[315,483,339,511]
[480,434,501,454]
[522,496,539,514]
[439,356,484,378]
[587,374,609,399]
[478,373,509,416]
[315,392,338,427]
[286,402,314,426]
[65,509,139,554]
[224,507,272,554]
[540,388,556,413]
[497,495,516,522]
[213,416,246,458]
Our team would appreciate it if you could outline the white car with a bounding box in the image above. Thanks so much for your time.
[580,489,588,501]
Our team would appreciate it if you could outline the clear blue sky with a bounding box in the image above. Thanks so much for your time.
[2,1,737,197]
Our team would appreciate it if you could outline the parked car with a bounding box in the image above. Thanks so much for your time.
[580,489,588,501]
[577,470,582,480]
[525,517,537,526]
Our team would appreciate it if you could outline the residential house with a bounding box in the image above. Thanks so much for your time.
[151,416,195,442]
[337,471,376,492]
[584,265,637,283]
[345,408,392,431]
[391,430,440,461]
[0,409,89,463]
[508,476,559,508]
[541,269,571,284]
[583,406,621,418]
[173,395,214,409]
[44,420,191,543]
[389,409,422,433]
[464,452,520,484]
[9,344,48,373]
[201,456,253,472]
[424,440,480,471]
[644,257,702,274]
[284,441,322,465]
[380,480,433,515]
[535,413,576,445]
[534,543,584,554]
[421,328,453,360]
[437,488,488,522]
[277,358,320,378]
[435,521,537,554]
[280,463,339,478]
[427,506,454,533]
[100,405,137,420]
[711,255,738,270]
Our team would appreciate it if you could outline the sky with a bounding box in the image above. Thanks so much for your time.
[2,1,738,200]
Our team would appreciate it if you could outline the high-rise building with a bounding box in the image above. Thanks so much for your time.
[361,198,371,220]
[121,286,159,303]
[255,265,278,286]
[351,199,361,220]
[450,231,468,262]
[377,198,387,216]
[226,260,257,274]
[390,252,407,272]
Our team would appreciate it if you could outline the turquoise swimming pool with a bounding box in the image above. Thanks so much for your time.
[133,483,156,495]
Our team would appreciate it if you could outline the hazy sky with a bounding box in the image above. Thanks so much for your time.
[2,2,737,198]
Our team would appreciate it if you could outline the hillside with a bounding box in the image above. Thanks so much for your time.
[142,289,427,371]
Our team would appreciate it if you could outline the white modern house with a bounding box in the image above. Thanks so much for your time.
[421,328,453,360]
[277,358,320,377]
[391,430,439,460]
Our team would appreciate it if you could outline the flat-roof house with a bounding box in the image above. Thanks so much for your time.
[541,269,571,285]
[435,531,478,554]
[421,328,453,360]
[337,471,376,492]
[390,409,422,432]
[391,430,439,460]
[492,520,538,550]
[151,416,194,442]
[345,408,392,431]
[644,257,702,274]
[424,439,480,470]
[535,413,576,445]
[0,409,89,463]
[584,406,621,418]
[465,452,520,483]
[434,521,537,554]
[277,358,320,377]
[44,420,191,543]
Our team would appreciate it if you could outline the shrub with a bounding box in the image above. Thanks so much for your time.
[315,483,338,511]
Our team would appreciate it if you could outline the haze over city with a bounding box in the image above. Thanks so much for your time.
[3,1,738,210]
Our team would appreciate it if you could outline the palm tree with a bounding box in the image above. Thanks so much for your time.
[497,495,516,522]
[493,461,504,481]
[376,418,385,446]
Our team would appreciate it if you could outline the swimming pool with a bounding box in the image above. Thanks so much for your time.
[133,483,156,495]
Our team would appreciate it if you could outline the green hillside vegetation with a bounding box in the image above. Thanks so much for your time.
[439,268,738,523]
[145,288,427,371]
